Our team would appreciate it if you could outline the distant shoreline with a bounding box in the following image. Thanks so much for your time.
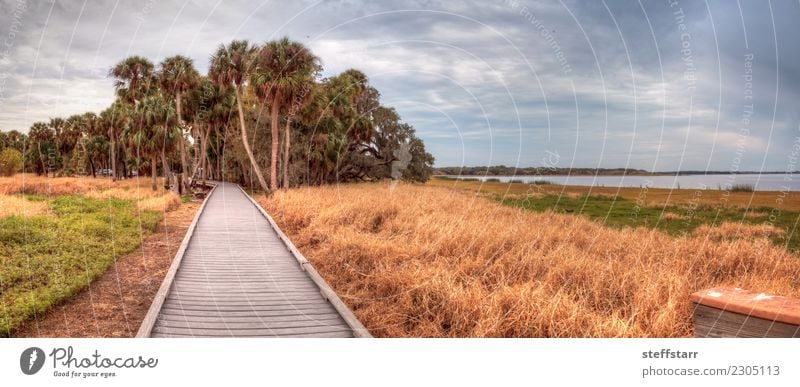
[433,167,800,177]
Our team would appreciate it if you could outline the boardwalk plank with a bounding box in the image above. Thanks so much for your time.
[167,291,323,299]
[151,331,353,338]
[164,299,325,308]
[152,325,353,337]
[156,315,344,325]
[155,318,348,330]
[158,308,340,318]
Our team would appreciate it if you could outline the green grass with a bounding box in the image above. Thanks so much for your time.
[498,194,800,251]
[0,195,161,336]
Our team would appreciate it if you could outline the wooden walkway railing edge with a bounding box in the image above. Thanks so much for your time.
[691,287,800,338]
[136,182,219,338]
[237,185,373,338]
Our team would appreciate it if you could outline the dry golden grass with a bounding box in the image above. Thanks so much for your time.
[694,222,786,241]
[658,212,682,221]
[84,187,182,212]
[134,193,182,212]
[0,173,135,195]
[260,182,800,337]
[744,210,768,219]
[0,174,181,213]
[0,195,50,217]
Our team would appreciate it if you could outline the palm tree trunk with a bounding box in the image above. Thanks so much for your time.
[150,154,157,191]
[190,121,201,182]
[79,138,91,178]
[109,127,117,181]
[269,91,282,191]
[212,125,223,181]
[235,87,269,194]
[37,143,45,176]
[282,117,291,189]
[201,127,210,184]
[215,140,221,181]
[161,149,170,189]
[175,93,189,192]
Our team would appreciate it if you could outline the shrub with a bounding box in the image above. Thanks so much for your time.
[0,148,22,176]
[729,183,755,192]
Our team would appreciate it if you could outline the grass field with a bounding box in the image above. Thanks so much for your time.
[260,182,800,337]
[430,177,800,251]
[0,175,181,336]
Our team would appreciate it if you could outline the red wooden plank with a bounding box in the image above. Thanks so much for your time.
[690,287,800,326]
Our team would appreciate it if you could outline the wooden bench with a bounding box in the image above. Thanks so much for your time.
[690,287,800,338]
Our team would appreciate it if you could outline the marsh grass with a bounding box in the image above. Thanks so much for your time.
[500,194,800,250]
[260,183,800,337]
[0,175,179,335]
[0,196,161,335]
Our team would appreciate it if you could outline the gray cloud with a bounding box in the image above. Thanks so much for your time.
[1,0,799,171]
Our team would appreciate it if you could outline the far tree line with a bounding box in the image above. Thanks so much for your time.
[0,37,434,193]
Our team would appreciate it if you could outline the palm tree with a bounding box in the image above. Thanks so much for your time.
[278,41,319,189]
[112,56,156,185]
[126,95,171,191]
[158,55,199,191]
[28,122,53,176]
[110,56,155,105]
[78,112,104,177]
[188,76,235,184]
[48,118,66,166]
[83,135,109,177]
[100,101,128,180]
[208,40,269,193]
[205,84,235,182]
[63,114,86,165]
[185,78,212,183]
[252,37,320,190]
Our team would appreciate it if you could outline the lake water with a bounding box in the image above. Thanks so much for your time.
[444,174,800,191]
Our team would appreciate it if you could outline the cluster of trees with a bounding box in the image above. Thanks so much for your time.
[0,38,434,192]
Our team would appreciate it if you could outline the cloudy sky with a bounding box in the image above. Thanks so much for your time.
[1,0,799,171]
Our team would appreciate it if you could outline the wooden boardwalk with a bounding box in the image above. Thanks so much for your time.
[137,182,370,338]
